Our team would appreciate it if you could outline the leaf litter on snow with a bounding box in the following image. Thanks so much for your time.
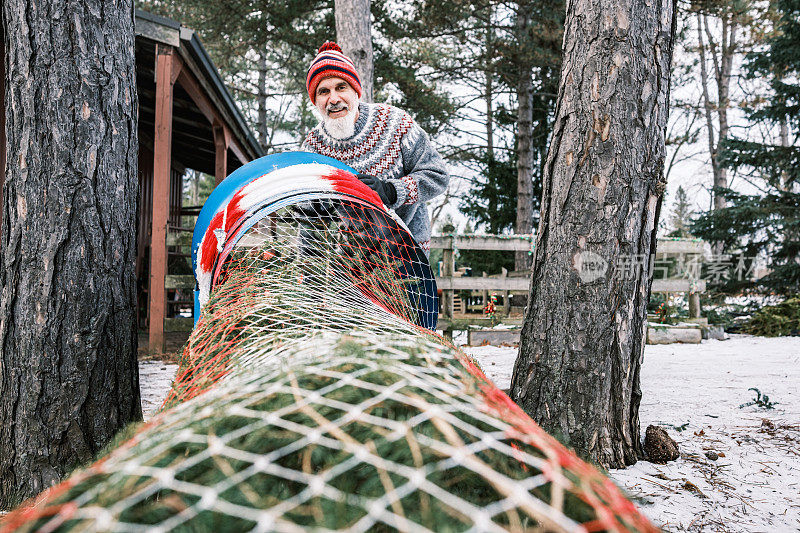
[464,334,800,531]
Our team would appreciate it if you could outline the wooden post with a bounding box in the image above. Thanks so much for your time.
[441,237,455,319]
[213,120,230,185]
[689,292,701,318]
[481,272,488,313]
[149,44,180,354]
[501,268,511,316]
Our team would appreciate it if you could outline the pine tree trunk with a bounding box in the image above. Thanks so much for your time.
[697,12,737,217]
[0,0,140,508]
[485,9,495,162]
[780,116,790,191]
[515,0,534,271]
[334,0,374,102]
[715,15,735,165]
[696,15,723,214]
[486,73,494,161]
[257,53,269,150]
[510,0,676,469]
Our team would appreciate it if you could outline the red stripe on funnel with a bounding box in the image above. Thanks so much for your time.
[200,188,250,275]
[200,211,225,273]
[225,190,247,233]
[323,169,384,208]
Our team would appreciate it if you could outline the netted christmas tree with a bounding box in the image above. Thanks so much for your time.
[1,163,655,532]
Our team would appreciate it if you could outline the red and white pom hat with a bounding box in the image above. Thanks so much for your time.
[306,42,363,104]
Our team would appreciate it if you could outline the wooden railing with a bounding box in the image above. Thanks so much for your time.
[432,234,707,323]
[432,235,533,319]
[165,234,707,331]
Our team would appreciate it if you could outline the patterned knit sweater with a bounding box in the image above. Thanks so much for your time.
[302,102,449,254]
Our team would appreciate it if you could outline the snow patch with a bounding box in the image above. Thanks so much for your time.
[463,335,800,531]
[139,360,178,421]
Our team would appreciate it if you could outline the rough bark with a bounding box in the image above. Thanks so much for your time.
[334,0,374,102]
[714,14,735,172]
[0,0,141,508]
[515,0,534,271]
[485,9,495,162]
[0,14,5,230]
[780,116,790,191]
[510,0,677,469]
[696,15,721,209]
[257,53,269,150]
[697,12,737,214]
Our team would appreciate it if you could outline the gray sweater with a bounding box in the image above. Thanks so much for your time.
[302,102,449,254]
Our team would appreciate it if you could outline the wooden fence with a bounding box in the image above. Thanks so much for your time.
[163,234,707,331]
[432,235,707,326]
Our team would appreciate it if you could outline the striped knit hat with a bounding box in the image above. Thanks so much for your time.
[306,42,362,104]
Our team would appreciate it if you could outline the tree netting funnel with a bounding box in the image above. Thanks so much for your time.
[0,153,656,532]
[191,152,438,331]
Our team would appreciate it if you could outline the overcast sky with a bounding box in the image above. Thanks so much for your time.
[431,11,781,236]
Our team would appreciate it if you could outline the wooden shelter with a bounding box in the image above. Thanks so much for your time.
[0,10,265,354]
[134,11,264,352]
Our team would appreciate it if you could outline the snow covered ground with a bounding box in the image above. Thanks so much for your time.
[138,360,178,420]
[465,335,800,532]
[138,335,800,531]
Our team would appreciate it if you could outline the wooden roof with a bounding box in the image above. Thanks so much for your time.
[135,10,264,175]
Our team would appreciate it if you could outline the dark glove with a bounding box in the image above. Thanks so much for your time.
[357,173,397,206]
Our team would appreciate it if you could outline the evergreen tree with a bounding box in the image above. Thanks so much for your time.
[512,0,677,468]
[458,155,519,275]
[376,0,563,273]
[137,0,454,148]
[460,155,518,234]
[408,0,562,251]
[692,0,800,294]
[668,185,695,237]
[1,0,140,505]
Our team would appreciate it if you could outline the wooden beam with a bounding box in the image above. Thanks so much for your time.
[436,276,531,291]
[165,317,194,332]
[654,239,704,255]
[165,274,195,289]
[651,278,706,293]
[135,15,180,47]
[213,120,230,185]
[688,292,702,318]
[430,235,534,251]
[176,45,257,163]
[149,44,177,354]
[170,52,183,84]
[438,317,524,330]
[435,275,705,293]
[229,137,249,167]
[429,235,705,255]
[176,68,217,126]
[175,63,252,168]
[441,247,455,320]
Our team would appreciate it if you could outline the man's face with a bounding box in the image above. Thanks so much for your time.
[315,77,359,119]
[314,76,360,140]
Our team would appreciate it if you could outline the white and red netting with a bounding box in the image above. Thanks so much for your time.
[0,165,656,533]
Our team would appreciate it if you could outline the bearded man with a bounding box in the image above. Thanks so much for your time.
[301,42,449,255]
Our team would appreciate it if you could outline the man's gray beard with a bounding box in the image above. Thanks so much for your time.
[316,101,359,140]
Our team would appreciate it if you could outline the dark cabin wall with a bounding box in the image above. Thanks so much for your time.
[137,144,154,284]
[136,142,185,328]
